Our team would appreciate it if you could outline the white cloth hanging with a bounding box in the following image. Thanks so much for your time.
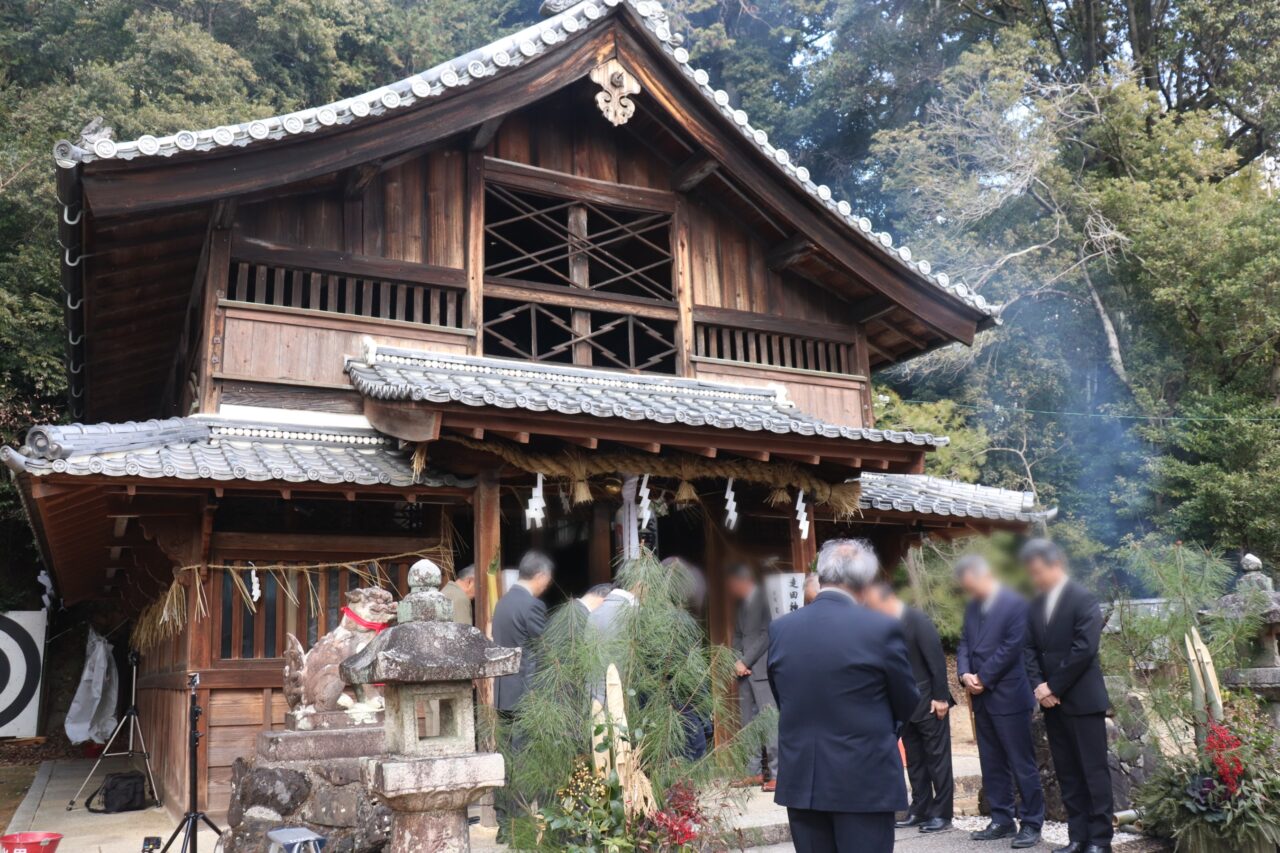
[64,627,118,744]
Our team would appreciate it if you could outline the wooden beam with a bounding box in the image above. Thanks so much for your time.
[484,157,676,213]
[491,430,530,444]
[876,318,928,350]
[344,162,382,199]
[672,153,719,192]
[774,451,820,466]
[852,295,898,324]
[614,439,660,453]
[470,116,505,151]
[735,449,770,462]
[561,435,599,449]
[364,398,441,442]
[231,236,467,289]
[668,444,716,458]
[767,233,815,271]
[484,278,679,320]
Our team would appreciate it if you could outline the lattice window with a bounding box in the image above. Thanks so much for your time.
[484,184,673,302]
[483,297,677,373]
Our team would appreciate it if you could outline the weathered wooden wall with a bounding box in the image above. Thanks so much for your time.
[199,86,871,424]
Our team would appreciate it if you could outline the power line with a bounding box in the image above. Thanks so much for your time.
[899,399,1280,424]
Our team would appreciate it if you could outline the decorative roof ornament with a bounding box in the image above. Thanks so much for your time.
[590,59,642,126]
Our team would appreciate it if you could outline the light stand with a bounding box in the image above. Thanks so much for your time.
[162,673,222,853]
[69,649,159,811]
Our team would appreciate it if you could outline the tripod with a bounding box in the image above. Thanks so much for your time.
[69,649,159,811]
[163,673,221,853]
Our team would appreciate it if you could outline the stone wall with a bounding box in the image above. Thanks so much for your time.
[224,757,392,852]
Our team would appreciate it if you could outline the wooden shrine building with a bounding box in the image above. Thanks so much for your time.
[4,0,1051,817]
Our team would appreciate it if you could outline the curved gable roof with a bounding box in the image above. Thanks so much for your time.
[55,0,994,321]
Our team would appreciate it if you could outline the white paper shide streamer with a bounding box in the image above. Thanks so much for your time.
[526,473,547,529]
[795,489,809,540]
[638,473,653,528]
[723,477,738,530]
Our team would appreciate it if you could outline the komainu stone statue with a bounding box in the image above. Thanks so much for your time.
[284,587,397,714]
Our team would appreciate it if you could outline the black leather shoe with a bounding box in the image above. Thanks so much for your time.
[895,813,925,828]
[1052,844,1084,853]
[1011,824,1042,849]
[1082,846,1112,853]
[970,822,1016,841]
[919,818,952,833]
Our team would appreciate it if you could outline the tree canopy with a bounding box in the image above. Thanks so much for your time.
[3,0,1279,598]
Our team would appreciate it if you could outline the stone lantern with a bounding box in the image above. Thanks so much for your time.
[1215,561,1280,727]
[340,560,521,852]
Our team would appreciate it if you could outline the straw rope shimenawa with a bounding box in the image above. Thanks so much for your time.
[129,542,454,653]
[435,436,863,515]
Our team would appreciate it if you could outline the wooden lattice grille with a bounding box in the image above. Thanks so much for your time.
[483,184,674,302]
[483,297,677,373]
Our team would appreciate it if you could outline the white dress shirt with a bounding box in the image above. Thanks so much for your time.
[1044,576,1069,624]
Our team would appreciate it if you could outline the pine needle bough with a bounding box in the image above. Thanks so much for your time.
[503,549,775,850]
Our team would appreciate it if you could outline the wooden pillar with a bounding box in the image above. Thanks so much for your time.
[588,502,613,585]
[196,230,231,414]
[473,472,501,635]
[672,196,694,377]
[473,472,501,708]
[465,151,486,351]
[789,519,817,574]
[870,529,913,579]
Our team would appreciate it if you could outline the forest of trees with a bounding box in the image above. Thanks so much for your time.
[2,0,1278,602]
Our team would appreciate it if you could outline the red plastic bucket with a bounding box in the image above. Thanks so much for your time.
[1,832,63,853]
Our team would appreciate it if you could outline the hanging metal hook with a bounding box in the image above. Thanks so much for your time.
[64,249,82,267]
[63,205,82,226]
[66,292,82,310]
[68,330,83,346]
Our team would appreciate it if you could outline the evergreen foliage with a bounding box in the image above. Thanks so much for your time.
[505,550,771,848]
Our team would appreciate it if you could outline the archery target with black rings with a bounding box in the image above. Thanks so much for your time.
[0,610,47,737]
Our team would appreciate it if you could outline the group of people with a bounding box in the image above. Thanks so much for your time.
[764,537,1112,853]
[444,536,1112,853]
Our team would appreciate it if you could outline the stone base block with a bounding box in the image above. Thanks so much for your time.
[258,726,385,761]
[287,709,384,731]
[370,752,505,813]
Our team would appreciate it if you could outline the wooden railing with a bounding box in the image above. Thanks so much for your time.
[227,237,469,329]
[691,308,864,377]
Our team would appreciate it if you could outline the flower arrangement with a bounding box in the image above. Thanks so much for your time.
[539,771,710,853]
[1137,703,1280,853]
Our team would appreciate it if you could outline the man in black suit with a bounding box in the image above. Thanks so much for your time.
[865,582,955,834]
[767,539,918,853]
[956,554,1044,848]
[491,549,554,839]
[1021,539,1113,853]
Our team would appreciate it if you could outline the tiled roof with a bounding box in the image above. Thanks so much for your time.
[346,344,950,448]
[50,0,993,319]
[1,417,472,488]
[858,472,1055,523]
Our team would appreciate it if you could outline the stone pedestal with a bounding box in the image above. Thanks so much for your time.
[367,753,506,853]
[224,741,393,853]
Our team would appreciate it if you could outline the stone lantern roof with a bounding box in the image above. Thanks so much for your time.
[340,558,521,685]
